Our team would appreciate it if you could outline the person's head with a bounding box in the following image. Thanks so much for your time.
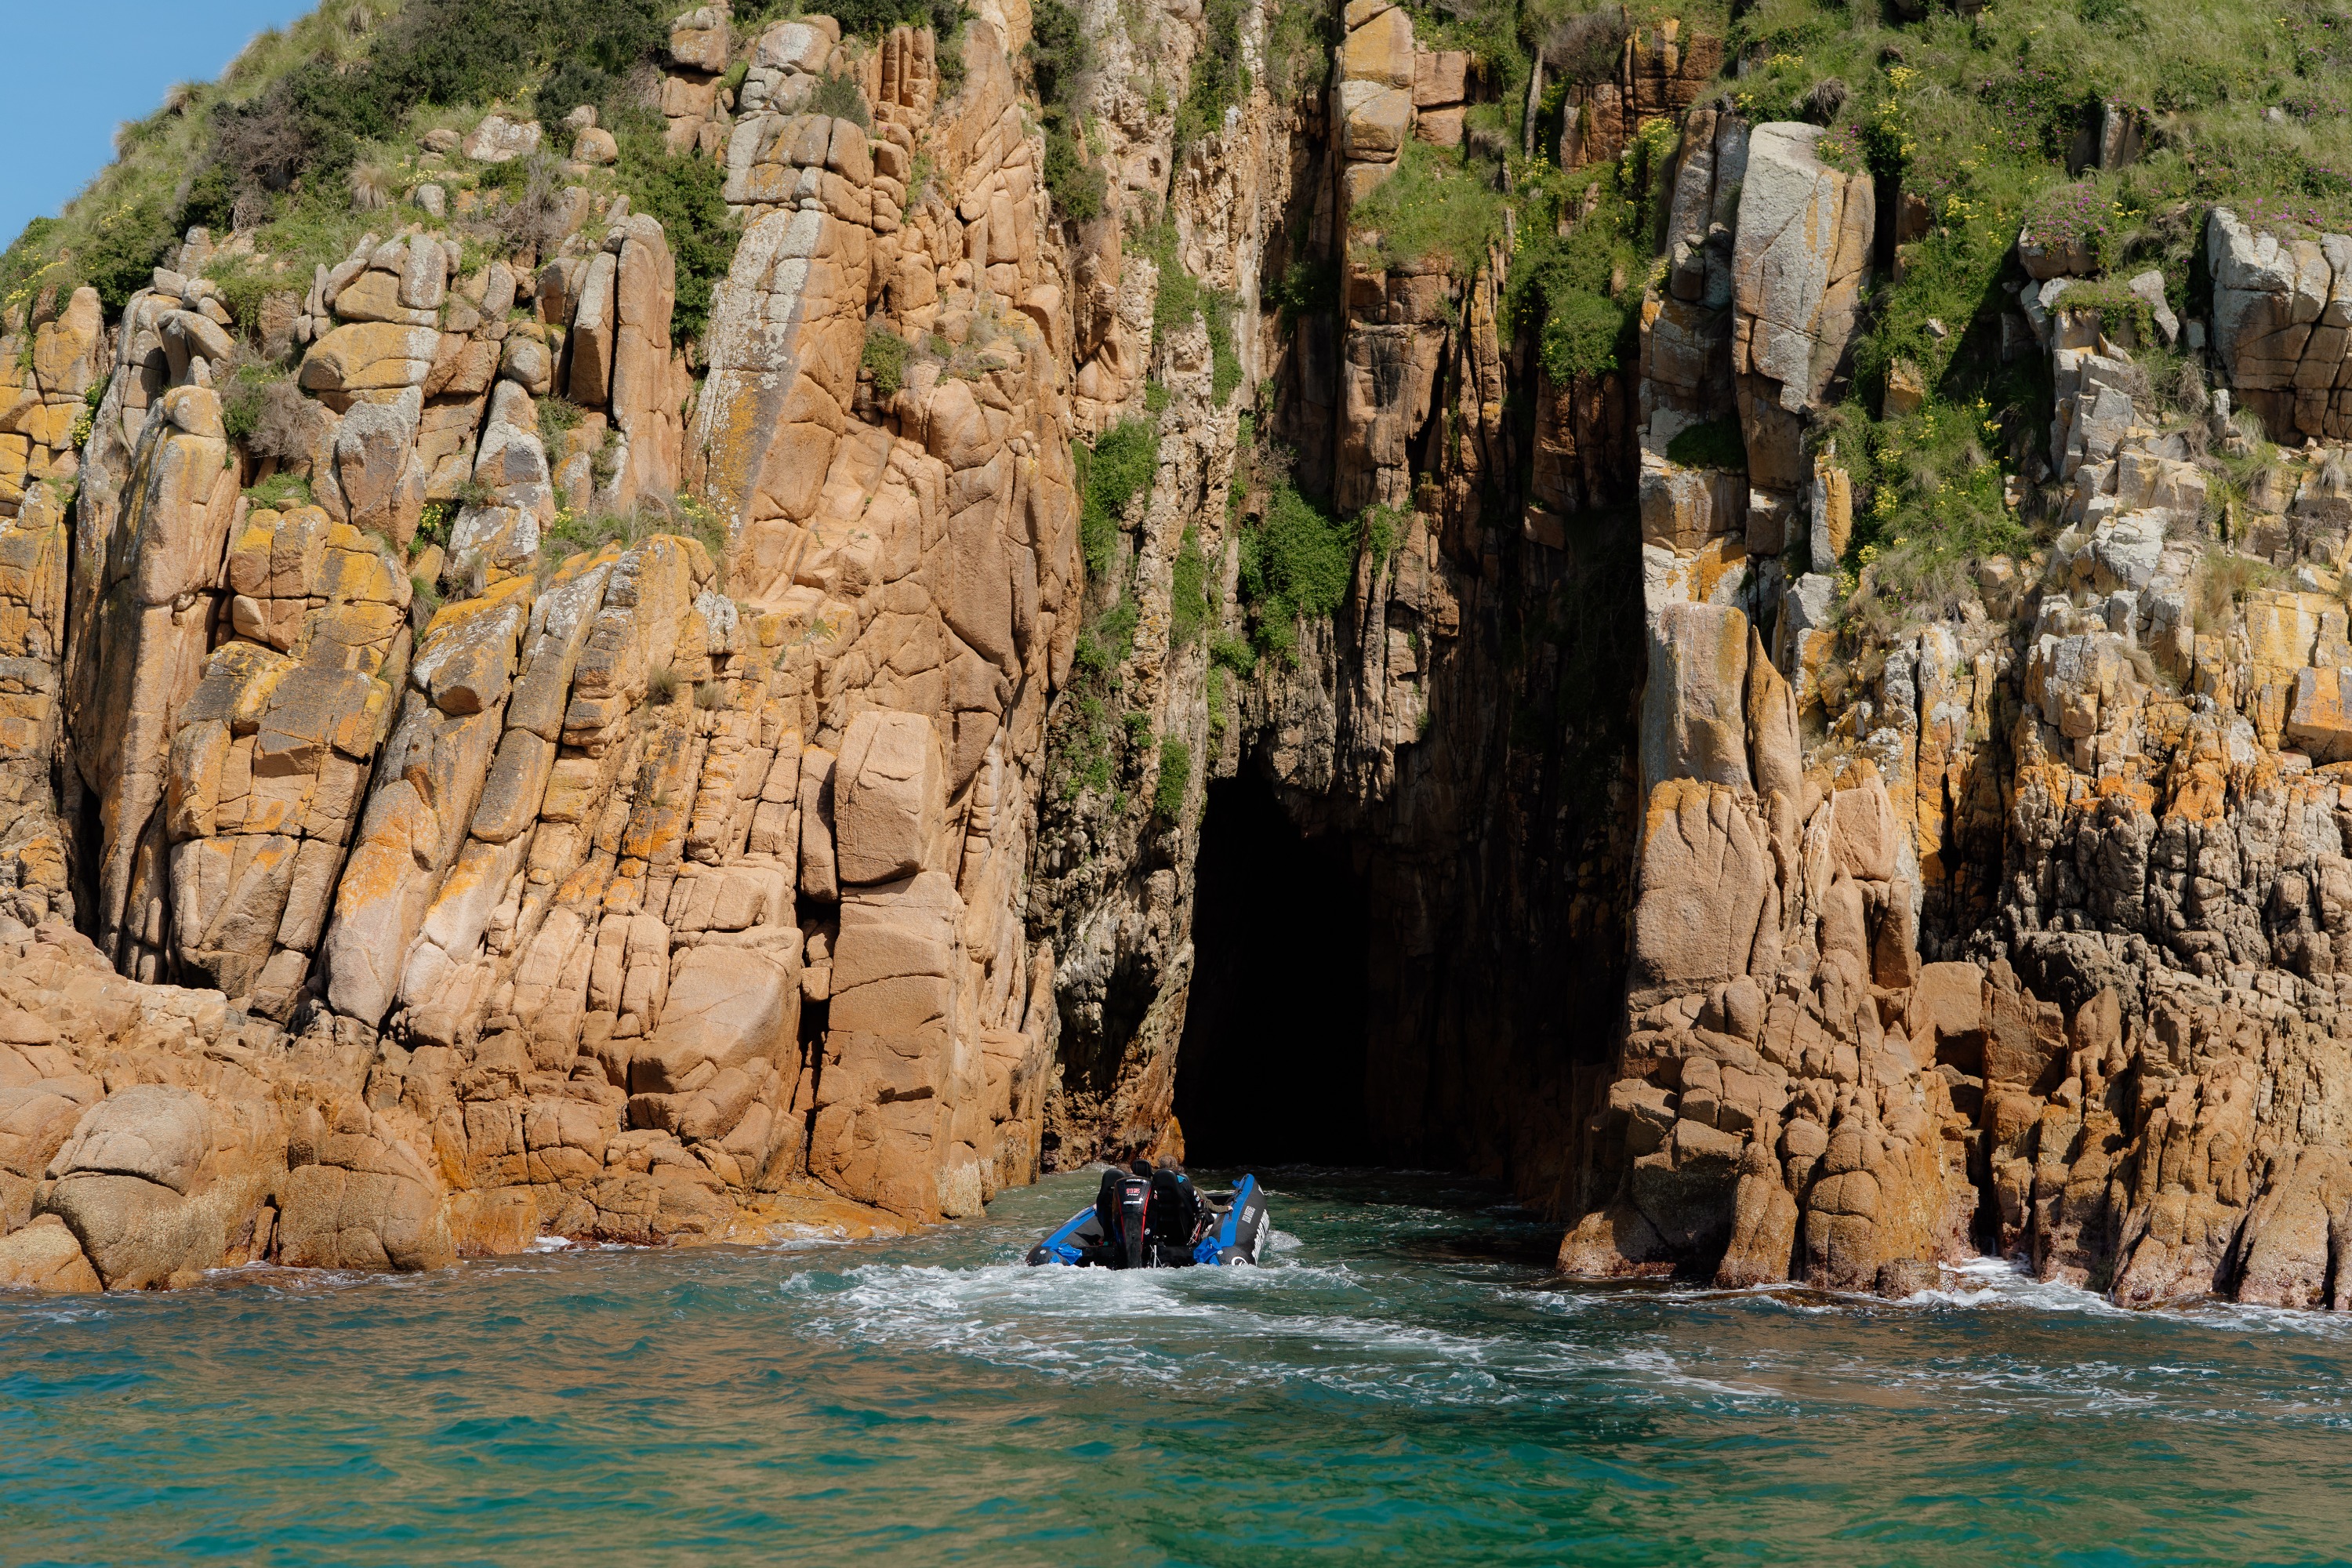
[1131,1157,1154,1178]
[1157,1157,1185,1176]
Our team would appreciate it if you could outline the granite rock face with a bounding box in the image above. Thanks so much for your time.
[20,5,2352,1320]
[2209,207,2352,444]
[0,17,1073,1290]
[1567,161,2352,1305]
[1561,615,1972,1294]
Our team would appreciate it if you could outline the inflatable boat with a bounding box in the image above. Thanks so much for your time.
[1025,1174,1269,1267]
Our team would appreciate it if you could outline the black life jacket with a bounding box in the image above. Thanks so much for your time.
[1148,1170,1199,1243]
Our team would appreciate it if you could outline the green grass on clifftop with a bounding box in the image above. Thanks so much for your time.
[1709,0,2352,589]
[4,0,746,332]
[1334,0,2352,610]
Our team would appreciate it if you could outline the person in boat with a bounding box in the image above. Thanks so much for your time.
[1148,1158,1205,1267]
[1091,1158,1156,1269]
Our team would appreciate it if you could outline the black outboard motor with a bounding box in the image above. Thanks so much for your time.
[1114,1172,1151,1269]
[1091,1163,1152,1268]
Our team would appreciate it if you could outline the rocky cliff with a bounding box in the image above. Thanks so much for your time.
[1563,113,2352,1306]
[2,8,1076,1285]
[7,0,2352,1312]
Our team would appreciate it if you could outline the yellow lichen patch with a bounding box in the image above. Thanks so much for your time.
[2242,590,2332,684]
[2165,759,2230,824]
[317,523,412,606]
[416,570,533,647]
[1688,533,1748,604]
[719,1180,911,1245]
[2091,775,2158,817]
[553,853,612,909]
[543,540,625,589]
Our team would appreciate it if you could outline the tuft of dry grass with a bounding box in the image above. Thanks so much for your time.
[2191,547,2281,633]
[347,162,394,212]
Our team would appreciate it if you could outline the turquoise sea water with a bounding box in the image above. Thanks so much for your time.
[5,1168,2352,1565]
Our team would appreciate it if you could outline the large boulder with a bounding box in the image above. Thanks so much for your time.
[1639,452,1744,554]
[0,1068,103,1232]
[276,1102,455,1272]
[300,324,441,400]
[37,1084,267,1290]
[670,6,732,71]
[334,387,426,545]
[1730,124,1873,493]
[1629,779,1773,999]
[629,936,804,1145]
[609,218,684,504]
[0,1214,100,1293]
[809,869,986,1219]
[47,1082,207,1192]
[2208,208,2352,441]
[833,710,946,885]
[461,115,543,163]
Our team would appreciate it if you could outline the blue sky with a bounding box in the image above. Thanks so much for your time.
[1,1,317,250]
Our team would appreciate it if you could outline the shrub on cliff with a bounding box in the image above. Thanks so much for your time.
[1238,481,1352,659]
[1831,398,2031,581]
[1266,258,1340,328]
[1358,503,1406,574]
[1175,0,1253,148]
[612,129,737,345]
[1502,161,1643,386]
[1030,0,1108,222]
[1142,223,1243,405]
[1538,289,1626,380]
[209,0,671,205]
[1171,526,1214,647]
[221,364,297,447]
[1029,0,1090,106]
[1043,125,1108,223]
[60,199,183,315]
[811,74,875,130]
[862,325,913,397]
[1152,739,1192,821]
[1264,0,1336,100]
[1078,420,1162,577]
[2191,547,2283,633]
[746,0,966,49]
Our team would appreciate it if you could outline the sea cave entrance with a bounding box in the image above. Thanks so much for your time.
[1172,773,1370,1167]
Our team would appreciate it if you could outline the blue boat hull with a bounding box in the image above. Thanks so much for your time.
[1025,1175,1269,1267]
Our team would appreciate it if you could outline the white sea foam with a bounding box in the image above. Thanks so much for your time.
[1610,1345,1785,1402]
[1869,1257,2129,1316]
[776,1251,1647,1406]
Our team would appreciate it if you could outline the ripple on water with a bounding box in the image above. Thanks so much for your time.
[6,1170,2352,1563]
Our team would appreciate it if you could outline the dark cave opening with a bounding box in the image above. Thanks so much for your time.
[1173,772,1370,1167]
